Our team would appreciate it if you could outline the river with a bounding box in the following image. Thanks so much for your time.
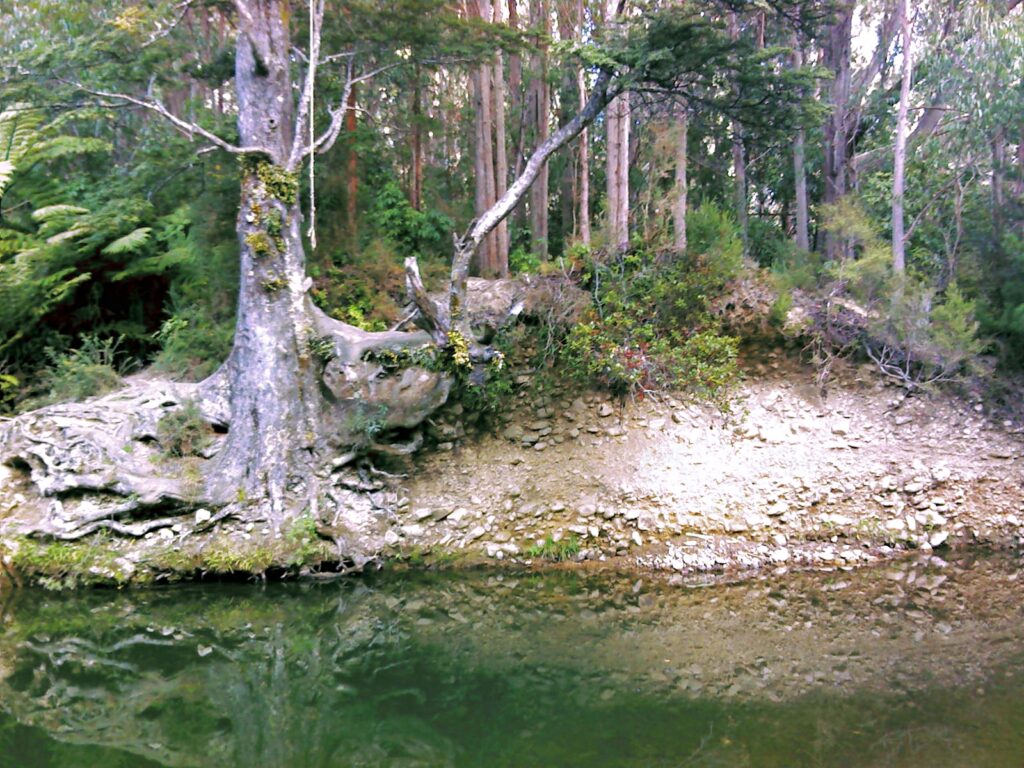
[0,553,1022,767]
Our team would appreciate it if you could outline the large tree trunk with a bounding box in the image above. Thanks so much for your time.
[210,0,317,519]
[891,0,911,274]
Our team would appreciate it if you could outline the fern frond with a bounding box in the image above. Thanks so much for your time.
[0,160,14,198]
[31,204,90,222]
[102,227,152,255]
[46,225,91,245]
[25,136,112,163]
[0,104,44,162]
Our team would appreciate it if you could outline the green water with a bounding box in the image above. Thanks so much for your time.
[1,554,1022,767]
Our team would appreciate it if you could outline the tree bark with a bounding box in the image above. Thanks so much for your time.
[728,11,748,257]
[891,0,911,274]
[345,83,358,240]
[672,109,688,252]
[822,0,854,261]
[605,0,629,253]
[215,0,315,518]
[529,0,551,260]
[792,41,810,252]
[577,55,591,245]
[410,69,423,211]
[492,10,510,275]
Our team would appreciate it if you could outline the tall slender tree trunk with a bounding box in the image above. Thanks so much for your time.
[891,0,911,274]
[557,0,579,246]
[672,110,688,252]
[992,127,1006,264]
[493,24,510,274]
[728,11,748,256]
[507,0,529,237]
[577,62,591,245]
[822,0,854,261]
[345,83,358,240]
[792,41,810,252]
[529,0,551,260]
[604,0,628,252]
[410,69,424,211]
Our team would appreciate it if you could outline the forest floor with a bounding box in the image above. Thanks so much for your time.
[397,347,1024,576]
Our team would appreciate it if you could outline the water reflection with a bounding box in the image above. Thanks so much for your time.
[0,554,1022,767]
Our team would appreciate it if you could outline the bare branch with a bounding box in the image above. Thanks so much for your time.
[63,81,270,157]
[305,61,406,159]
[142,0,198,48]
[288,0,326,169]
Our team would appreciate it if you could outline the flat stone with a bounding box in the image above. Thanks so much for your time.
[194,509,212,525]
[400,524,424,538]
[384,530,401,546]
[831,419,852,436]
[597,403,615,418]
[502,425,525,441]
[466,525,486,542]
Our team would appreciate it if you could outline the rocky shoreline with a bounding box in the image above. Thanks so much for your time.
[1,351,1022,587]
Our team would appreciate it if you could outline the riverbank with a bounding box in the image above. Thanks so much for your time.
[396,349,1024,574]
[1,350,1022,587]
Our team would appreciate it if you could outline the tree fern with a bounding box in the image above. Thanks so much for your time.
[102,226,152,255]
[0,104,44,198]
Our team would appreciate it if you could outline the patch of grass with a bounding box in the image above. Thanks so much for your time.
[156,400,211,457]
[9,536,121,589]
[200,538,276,575]
[284,513,327,568]
[526,534,581,563]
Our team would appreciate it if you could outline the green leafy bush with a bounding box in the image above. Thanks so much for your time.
[38,335,130,405]
[157,400,212,458]
[367,180,452,259]
[557,202,742,406]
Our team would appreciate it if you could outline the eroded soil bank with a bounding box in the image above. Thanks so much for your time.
[1,350,1022,585]
[396,350,1024,573]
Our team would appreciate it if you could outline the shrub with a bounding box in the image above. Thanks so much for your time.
[157,400,212,457]
[38,335,130,405]
[557,202,743,406]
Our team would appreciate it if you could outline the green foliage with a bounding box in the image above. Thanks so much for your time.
[200,538,276,576]
[36,335,129,405]
[526,534,580,562]
[509,246,541,274]
[367,180,452,258]
[308,334,336,364]
[349,404,390,442]
[284,513,325,568]
[241,156,299,204]
[156,400,211,458]
[9,536,120,590]
[245,231,274,258]
[558,203,742,405]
